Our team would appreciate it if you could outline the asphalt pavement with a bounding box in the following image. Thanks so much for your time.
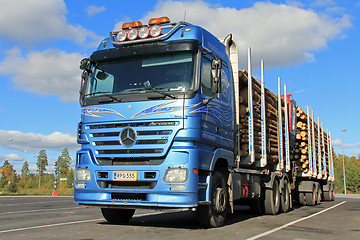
[0,194,359,239]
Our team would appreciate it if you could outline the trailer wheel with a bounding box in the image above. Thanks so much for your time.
[101,208,135,224]
[316,188,322,204]
[280,179,290,213]
[330,184,335,201]
[305,187,316,206]
[330,188,335,201]
[299,192,306,205]
[197,171,228,228]
[264,178,280,215]
[323,191,331,201]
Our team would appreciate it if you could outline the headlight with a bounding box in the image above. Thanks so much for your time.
[76,168,91,182]
[163,167,188,183]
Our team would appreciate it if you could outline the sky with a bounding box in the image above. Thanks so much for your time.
[0,0,359,174]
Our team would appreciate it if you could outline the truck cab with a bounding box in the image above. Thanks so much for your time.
[75,17,235,226]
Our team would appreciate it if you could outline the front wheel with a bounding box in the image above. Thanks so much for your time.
[197,171,228,228]
[101,208,135,224]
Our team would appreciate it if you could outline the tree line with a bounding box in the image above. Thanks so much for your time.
[0,148,74,194]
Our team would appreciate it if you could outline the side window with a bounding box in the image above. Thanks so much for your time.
[200,57,212,97]
[219,68,231,103]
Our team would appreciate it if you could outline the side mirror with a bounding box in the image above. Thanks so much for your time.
[211,59,222,93]
[79,58,90,71]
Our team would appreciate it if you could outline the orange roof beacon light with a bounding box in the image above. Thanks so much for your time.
[122,21,143,30]
[148,17,170,26]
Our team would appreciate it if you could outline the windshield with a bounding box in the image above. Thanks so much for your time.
[85,52,195,101]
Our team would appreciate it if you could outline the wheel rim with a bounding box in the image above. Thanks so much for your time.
[214,187,226,213]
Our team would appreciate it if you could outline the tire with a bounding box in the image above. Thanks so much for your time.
[299,192,306,205]
[305,187,316,206]
[101,208,135,224]
[316,188,322,205]
[264,178,280,215]
[330,188,335,201]
[197,171,228,228]
[323,191,331,201]
[280,179,290,213]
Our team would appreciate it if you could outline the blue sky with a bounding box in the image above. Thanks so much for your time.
[0,0,359,174]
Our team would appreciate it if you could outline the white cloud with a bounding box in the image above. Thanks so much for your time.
[0,48,84,102]
[86,5,106,17]
[0,129,78,152]
[0,153,25,161]
[331,139,360,149]
[128,0,352,69]
[0,0,101,46]
[350,149,360,157]
[332,138,342,147]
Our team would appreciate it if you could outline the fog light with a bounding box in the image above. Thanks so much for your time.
[75,183,86,189]
[76,168,91,182]
[163,167,188,183]
[171,184,186,191]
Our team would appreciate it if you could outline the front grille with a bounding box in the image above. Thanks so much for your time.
[111,193,147,201]
[98,149,163,154]
[86,120,179,165]
[98,181,156,189]
[96,157,165,165]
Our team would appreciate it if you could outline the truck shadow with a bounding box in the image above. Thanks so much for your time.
[97,205,301,229]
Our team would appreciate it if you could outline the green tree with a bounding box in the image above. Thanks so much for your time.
[0,161,18,193]
[19,161,30,189]
[333,153,360,194]
[36,150,48,189]
[54,148,71,177]
[21,161,30,178]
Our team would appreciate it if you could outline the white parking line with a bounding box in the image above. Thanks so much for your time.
[0,200,73,207]
[0,206,84,215]
[0,211,179,234]
[246,201,347,240]
[0,218,104,234]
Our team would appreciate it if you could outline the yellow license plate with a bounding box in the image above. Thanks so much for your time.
[113,171,137,181]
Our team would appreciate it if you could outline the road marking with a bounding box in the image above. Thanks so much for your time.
[0,218,104,234]
[0,206,84,215]
[0,210,180,234]
[246,201,347,240]
[0,200,73,207]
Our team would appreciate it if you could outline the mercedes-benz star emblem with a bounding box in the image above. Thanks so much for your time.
[119,128,137,147]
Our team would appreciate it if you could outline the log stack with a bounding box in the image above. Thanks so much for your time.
[293,106,311,173]
[238,69,285,164]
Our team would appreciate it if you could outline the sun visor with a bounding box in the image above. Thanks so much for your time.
[90,40,200,63]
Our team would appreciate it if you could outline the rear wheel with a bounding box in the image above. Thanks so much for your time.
[299,192,306,205]
[323,191,331,201]
[101,208,135,224]
[280,179,290,213]
[316,188,322,204]
[264,178,280,215]
[197,171,228,228]
[305,186,316,206]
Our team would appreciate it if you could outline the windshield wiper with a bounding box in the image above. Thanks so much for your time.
[130,87,176,99]
[84,92,122,103]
